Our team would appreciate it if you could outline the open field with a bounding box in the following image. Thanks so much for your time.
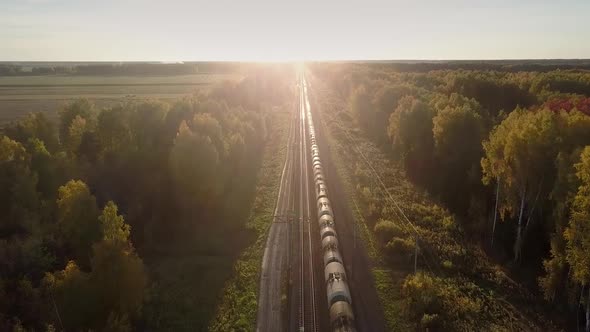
[0,73,241,124]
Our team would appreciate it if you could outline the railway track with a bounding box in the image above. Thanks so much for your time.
[286,71,355,332]
[260,70,351,332]
[256,79,297,332]
[297,74,318,332]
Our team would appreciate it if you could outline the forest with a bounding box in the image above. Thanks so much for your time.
[310,63,590,330]
[0,66,293,331]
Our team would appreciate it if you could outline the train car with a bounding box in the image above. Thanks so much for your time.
[320,224,337,239]
[325,261,347,282]
[322,235,339,251]
[318,197,333,218]
[318,214,334,229]
[313,164,323,174]
[323,248,343,266]
[315,173,324,183]
[304,86,356,332]
[317,183,328,199]
[313,164,323,173]
[330,301,356,332]
[326,276,352,306]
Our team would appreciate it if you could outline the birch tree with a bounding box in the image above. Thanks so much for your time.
[482,108,559,262]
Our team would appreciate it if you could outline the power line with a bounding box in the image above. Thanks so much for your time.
[314,88,439,273]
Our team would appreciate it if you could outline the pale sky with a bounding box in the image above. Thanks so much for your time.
[1,0,589,61]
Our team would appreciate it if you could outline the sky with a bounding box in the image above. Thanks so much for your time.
[1,0,589,61]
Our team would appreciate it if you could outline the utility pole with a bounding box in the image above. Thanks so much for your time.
[414,238,419,274]
[352,215,356,281]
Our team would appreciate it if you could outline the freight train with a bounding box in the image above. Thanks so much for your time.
[303,77,356,332]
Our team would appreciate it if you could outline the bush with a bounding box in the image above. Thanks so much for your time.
[374,219,403,244]
[384,237,415,263]
[402,272,482,330]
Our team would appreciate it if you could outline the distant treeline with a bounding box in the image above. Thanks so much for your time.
[0,62,244,76]
[310,59,590,73]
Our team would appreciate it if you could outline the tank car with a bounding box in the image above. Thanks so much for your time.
[322,235,339,251]
[330,301,356,332]
[318,214,334,229]
[326,274,352,306]
[323,248,343,266]
[320,224,337,239]
[317,183,328,199]
[318,197,333,217]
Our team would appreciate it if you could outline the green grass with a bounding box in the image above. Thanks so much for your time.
[208,109,291,331]
[373,268,413,331]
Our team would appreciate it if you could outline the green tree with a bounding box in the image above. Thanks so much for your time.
[90,240,147,327]
[99,201,130,244]
[5,112,59,153]
[432,103,485,213]
[42,260,94,331]
[45,201,146,331]
[0,136,39,234]
[56,180,100,264]
[91,200,146,327]
[374,219,403,244]
[28,138,63,201]
[387,96,435,184]
[169,120,222,214]
[66,115,88,155]
[58,99,96,149]
[97,106,132,154]
[370,85,414,144]
[350,85,373,133]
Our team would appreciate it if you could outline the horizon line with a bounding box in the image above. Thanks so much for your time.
[2,58,590,64]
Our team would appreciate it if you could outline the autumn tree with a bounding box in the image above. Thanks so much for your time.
[350,85,373,133]
[563,147,590,331]
[90,201,147,329]
[42,261,93,330]
[388,96,435,184]
[44,200,146,331]
[0,136,39,235]
[540,111,590,302]
[58,99,96,151]
[97,106,132,155]
[5,112,59,153]
[169,119,222,215]
[432,100,485,213]
[370,84,415,144]
[56,180,100,265]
